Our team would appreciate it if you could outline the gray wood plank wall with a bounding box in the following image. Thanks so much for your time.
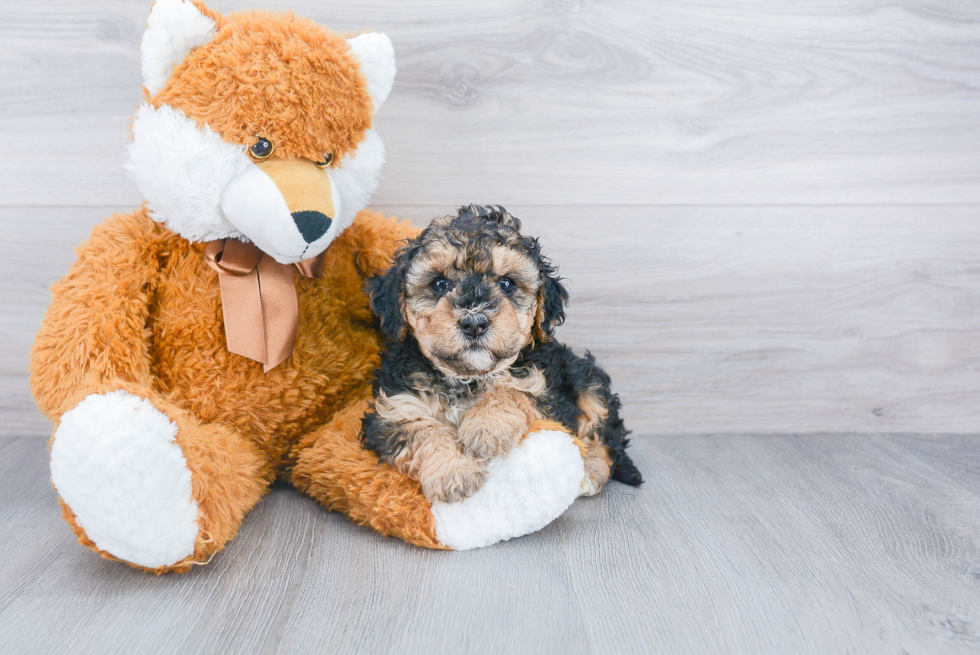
[1,0,978,436]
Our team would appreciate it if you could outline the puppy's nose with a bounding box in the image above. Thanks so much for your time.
[292,210,333,244]
[459,314,489,339]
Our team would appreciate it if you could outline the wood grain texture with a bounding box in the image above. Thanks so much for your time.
[1,0,979,206]
[4,204,978,436]
[2,433,979,654]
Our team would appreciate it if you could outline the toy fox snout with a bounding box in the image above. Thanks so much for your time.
[220,158,341,264]
[256,159,335,243]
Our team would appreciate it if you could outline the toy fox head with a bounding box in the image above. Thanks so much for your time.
[126,0,396,264]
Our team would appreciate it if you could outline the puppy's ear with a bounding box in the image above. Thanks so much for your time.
[365,257,409,341]
[534,262,569,342]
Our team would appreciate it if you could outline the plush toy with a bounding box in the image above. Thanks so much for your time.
[29,0,587,572]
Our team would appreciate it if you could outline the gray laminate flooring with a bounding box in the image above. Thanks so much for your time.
[2,433,979,654]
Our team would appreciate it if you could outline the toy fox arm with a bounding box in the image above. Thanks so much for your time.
[30,210,164,420]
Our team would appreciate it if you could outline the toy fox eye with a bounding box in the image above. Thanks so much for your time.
[431,277,453,294]
[498,276,517,294]
[314,153,335,169]
[249,137,274,160]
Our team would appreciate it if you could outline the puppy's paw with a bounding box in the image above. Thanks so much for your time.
[457,413,528,460]
[579,442,613,497]
[420,456,488,503]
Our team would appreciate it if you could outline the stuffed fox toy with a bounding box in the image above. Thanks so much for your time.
[29,0,587,572]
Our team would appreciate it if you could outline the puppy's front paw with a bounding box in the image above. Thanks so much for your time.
[457,413,528,460]
[420,456,488,503]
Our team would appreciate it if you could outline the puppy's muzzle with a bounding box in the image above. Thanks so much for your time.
[459,313,489,339]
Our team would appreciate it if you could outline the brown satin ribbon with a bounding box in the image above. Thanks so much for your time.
[204,239,326,372]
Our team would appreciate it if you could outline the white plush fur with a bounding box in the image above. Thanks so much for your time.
[125,106,386,262]
[141,0,217,97]
[219,164,342,264]
[50,391,199,569]
[431,430,586,550]
[126,103,250,243]
[347,33,396,110]
[129,17,392,262]
[331,128,386,233]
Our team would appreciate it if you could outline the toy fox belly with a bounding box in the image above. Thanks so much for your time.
[147,233,383,464]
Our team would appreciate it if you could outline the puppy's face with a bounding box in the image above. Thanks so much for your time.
[403,225,540,376]
[368,205,568,378]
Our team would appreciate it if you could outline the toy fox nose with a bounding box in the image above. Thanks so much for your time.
[459,314,489,339]
[292,211,333,243]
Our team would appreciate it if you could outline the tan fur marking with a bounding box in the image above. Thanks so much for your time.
[575,390,612,495]
[533,285,550,342]
[491,246,539,288]
[405,242,460,293]
[580,442,613,497]
[577,390,609,443]
[375,389,444,423]
[505,368,548,396]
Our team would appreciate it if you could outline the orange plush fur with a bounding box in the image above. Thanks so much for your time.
[32,207,438,572]
[29,5,442,572]
[154,7,373,163]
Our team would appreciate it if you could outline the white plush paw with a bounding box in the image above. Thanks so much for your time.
[430,429,585,550]
[50,391,199,568]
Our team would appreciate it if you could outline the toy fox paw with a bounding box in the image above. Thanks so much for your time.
[430,429,585,550]
[50,390,200,569]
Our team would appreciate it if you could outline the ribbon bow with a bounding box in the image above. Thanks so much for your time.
[204,239,326,372]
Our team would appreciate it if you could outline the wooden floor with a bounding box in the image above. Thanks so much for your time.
[2,0,979,653]
[2,433,980,654]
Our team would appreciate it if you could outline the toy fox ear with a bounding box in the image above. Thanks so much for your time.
[347,33,397,112]
[141,0,219,97]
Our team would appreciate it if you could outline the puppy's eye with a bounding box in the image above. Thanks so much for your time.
[431,277,453,294]
[249,137,275,160]
[498,276,517,294]
[314,153,334,169]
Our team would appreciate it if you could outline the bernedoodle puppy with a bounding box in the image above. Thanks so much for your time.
[362,204,642,502]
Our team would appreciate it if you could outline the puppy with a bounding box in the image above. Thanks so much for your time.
[362,204,643,502]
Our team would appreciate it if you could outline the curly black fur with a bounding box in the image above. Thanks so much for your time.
[514,342,642,486]
[363,246,412,341]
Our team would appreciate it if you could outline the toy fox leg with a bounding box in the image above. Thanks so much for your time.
[290,399,587,550]
[50,382,273,573]
[289,400,445,548]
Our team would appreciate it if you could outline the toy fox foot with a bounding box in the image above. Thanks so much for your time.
[51,391,199,569]
[291,404,586,551]
[429,426,585,550]
[50,390,270,572]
